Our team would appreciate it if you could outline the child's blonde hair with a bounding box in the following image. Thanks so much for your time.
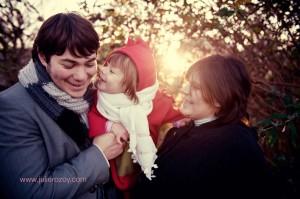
[108,53,139,103]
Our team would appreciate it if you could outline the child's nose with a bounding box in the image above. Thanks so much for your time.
[99,66,107,75]
[180,82,190,95]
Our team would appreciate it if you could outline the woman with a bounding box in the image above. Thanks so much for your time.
[135,54,272,199]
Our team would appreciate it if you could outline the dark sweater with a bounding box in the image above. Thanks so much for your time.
[135,121,273,199]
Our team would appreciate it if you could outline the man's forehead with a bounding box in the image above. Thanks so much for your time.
[57,49,96,62]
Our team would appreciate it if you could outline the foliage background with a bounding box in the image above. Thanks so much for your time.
[0,0,299,198]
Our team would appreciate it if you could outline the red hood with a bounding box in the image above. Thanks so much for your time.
[105,38,156,91]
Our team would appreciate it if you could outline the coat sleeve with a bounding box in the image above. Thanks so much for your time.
[0,97,109,199]
[151,90,183,124]
[148,90,184,143]
[88,102,107,138]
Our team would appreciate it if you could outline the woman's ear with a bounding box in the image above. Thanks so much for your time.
[214,101,221,108]
[38,53,48,67]
[213,101,221,117]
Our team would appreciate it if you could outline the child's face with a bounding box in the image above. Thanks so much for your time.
[97,63,125,94]
[180,76,219,120]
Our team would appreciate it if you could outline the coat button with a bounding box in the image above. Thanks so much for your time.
[89,184,98,193]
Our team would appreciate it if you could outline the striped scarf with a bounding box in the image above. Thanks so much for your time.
[18,59,93,149]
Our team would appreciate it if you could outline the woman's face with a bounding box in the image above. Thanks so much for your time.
[180,75,219,120]
[39,49,97,98]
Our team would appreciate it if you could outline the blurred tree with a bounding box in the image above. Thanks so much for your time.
[0,0,299,196]
[79,0,299,197]
[0,0,42,89]
[80,0,299,116]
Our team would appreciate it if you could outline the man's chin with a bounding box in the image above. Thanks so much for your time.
[67,90,86,98]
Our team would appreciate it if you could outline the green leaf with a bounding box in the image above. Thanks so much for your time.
[283,95,293,107]
[270,113,288,119]
[217,7,235,17]
[287,122,298,148]
[269,127,278,148]
[255,118,272,127]
[285,102,300,111]
[252,26,261,34]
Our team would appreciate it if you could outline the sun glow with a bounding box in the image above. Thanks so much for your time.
[156,41,195,85]
[161,49,191,75]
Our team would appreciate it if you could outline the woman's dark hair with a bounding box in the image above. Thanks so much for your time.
[187,54,251,125]
[32,12,99,63]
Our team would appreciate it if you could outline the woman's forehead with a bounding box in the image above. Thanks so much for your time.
[188,73,201,84]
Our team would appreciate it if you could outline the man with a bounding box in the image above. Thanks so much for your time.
[0,13,124,199]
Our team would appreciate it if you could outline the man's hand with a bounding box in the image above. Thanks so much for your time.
[93,133,124,160]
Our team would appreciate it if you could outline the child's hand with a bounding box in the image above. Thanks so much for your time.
[111,122,129,144]
[174,118,192,128]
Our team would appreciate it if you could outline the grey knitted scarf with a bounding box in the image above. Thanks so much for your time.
[18,59,92,124]
[18,59,94,149]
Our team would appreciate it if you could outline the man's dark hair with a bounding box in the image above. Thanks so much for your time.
[32,12,99,63]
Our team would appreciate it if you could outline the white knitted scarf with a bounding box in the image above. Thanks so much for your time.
[96,81,159,180]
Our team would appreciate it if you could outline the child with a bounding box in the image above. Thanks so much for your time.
[88,38,183,191]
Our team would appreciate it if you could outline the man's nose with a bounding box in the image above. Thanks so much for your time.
[73,67,88,81]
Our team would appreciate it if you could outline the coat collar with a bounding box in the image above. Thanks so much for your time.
[157,119,225,159]
[157,122,194,158]
[157,120,251,161]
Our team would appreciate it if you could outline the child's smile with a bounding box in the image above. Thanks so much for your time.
[97,64,125,94]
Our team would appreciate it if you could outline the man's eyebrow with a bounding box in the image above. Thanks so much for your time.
[60,57,96,63]
[60,59,77,64]
[86,57,96,62]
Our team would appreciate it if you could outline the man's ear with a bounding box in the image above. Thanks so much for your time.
[38,53,48,67]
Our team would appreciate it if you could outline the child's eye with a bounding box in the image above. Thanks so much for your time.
[110,69,115,74]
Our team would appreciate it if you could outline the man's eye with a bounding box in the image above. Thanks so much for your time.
[63,64,74,69]
[86,63,95,67]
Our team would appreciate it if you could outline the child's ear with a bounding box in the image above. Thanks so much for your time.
[38,53,48,67]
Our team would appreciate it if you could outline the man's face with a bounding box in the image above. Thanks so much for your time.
[39,49,97,98]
